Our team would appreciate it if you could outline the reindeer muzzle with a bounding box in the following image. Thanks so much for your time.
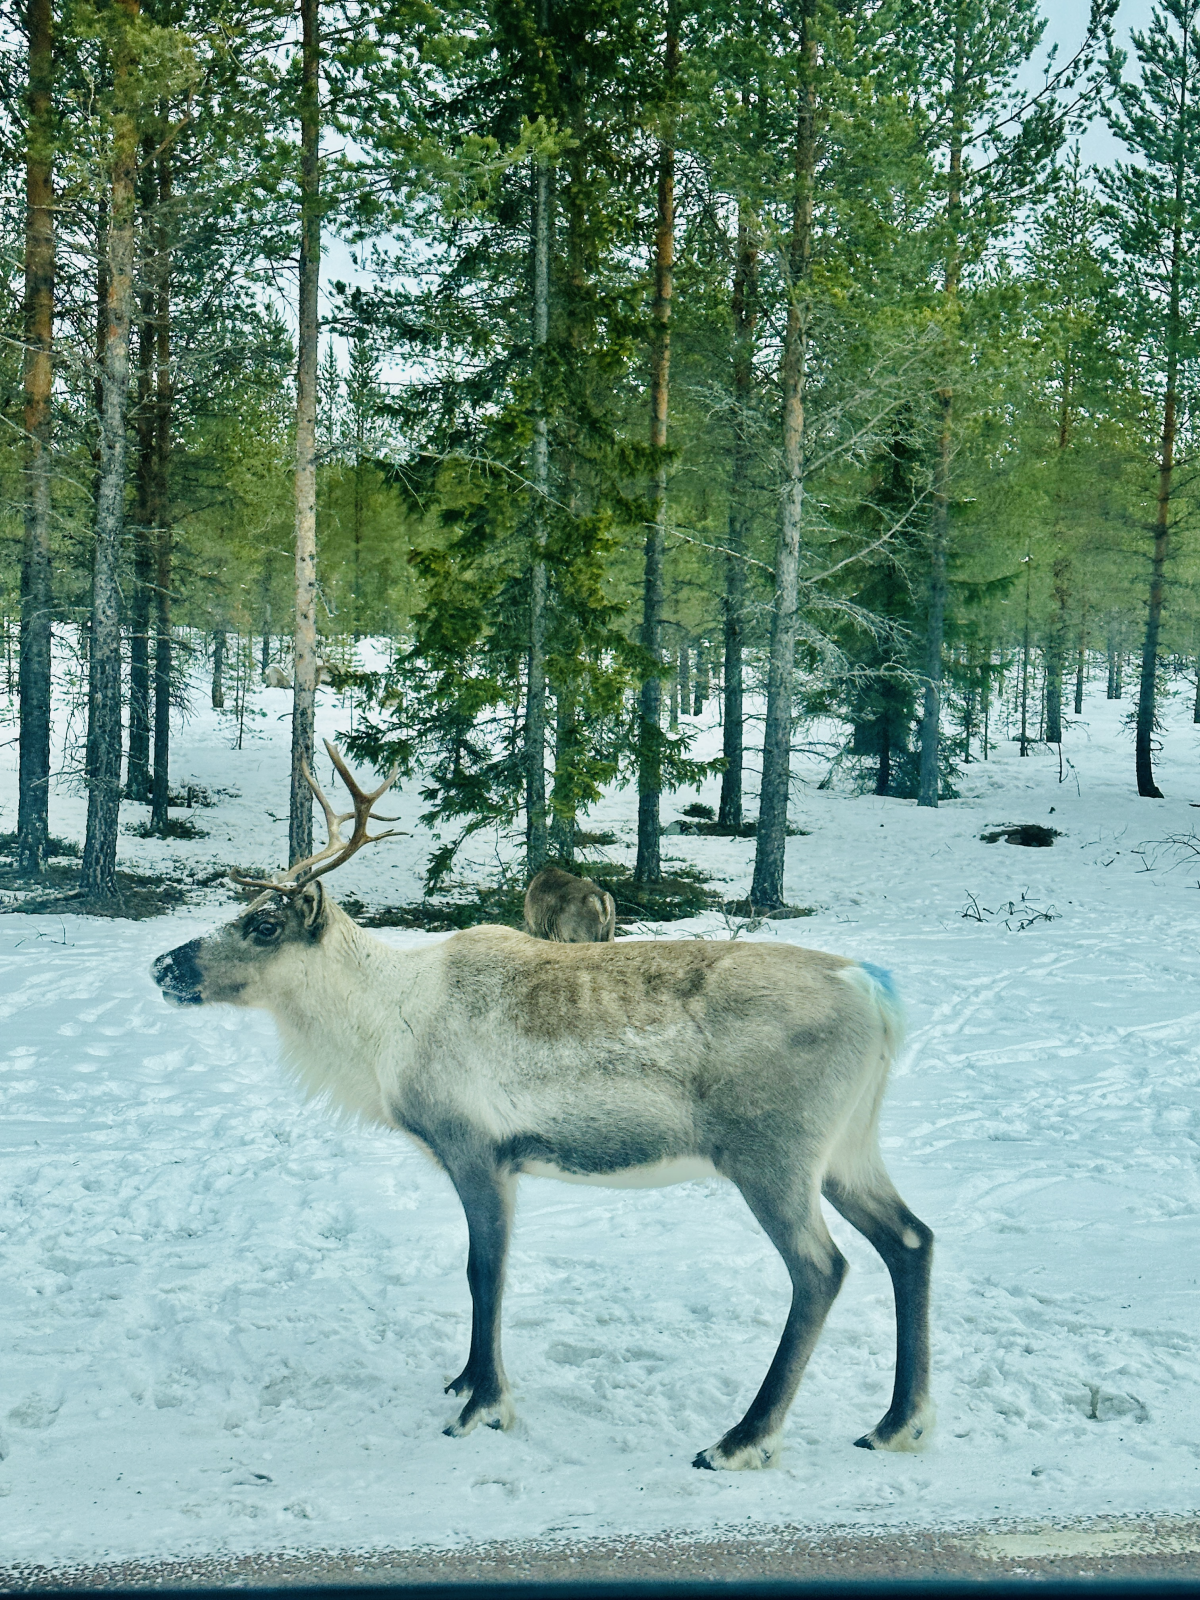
[152,939,206,1006]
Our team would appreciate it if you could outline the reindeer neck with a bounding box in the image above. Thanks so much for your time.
[266,900,422,1123]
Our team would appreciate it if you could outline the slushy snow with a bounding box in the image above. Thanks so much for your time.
[2,648,1200,1565]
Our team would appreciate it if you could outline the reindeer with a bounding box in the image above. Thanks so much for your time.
[524,864,616,943]
[263,662,334,689]
[152,744,933,1469]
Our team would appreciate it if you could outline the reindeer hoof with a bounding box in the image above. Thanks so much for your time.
[692,1434,780,1471]
[444,1395,515,1437]
[857,1401,935,1453]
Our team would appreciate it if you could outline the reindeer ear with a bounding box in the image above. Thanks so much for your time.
[297,880,325,932]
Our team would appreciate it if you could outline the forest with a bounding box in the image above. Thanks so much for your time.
[0,0,1197,911]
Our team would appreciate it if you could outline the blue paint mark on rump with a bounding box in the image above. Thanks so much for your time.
[859,960,897,998]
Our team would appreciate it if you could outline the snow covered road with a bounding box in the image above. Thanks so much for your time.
[3,682,1200,1566]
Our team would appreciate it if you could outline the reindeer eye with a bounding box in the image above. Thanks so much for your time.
[251,920,281,944]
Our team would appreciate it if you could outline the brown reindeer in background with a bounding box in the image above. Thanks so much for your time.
[524,865,616,943]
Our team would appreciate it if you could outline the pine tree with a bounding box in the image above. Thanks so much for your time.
[900,0,1116,806]
[81,0,141,902]
[634,0,679,886]
[1103,0,1200,798]
[17,0,55,875]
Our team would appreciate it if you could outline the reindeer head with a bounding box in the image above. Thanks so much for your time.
[152,742,399,1010]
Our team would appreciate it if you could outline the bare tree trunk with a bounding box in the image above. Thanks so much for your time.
[875,724,891,795]
[918,400,950,805]
[212,630,226,709]
[151,533,171,828]
[1045,554,1069,743]
[1045,349,1076,746]
[290,0,319,863]
[526,142,551,874]
[150,148,172,836]
[1019,552,1032,757]
[635,5,677,886]
[127,144,156,804]
[750,8,815,910]
[1136,239,1182,798]
[918,23,964,809]
[1075,609,1087,715]
[693,641,708,715]
[261,563,272,675]
[548,691,575,864]
[719,205,756,832]
[982,657,991,760]
[353,452,364,640]
[85,190,108,791]
[1136,414,1172,798]
[82,5,138,901]
[17,0,55,875]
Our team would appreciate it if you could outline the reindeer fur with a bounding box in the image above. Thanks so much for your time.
[153,885,933,1468]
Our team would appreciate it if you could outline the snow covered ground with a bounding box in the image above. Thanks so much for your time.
[3,651,1200,1567]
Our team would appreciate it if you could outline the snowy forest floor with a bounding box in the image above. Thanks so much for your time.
[5,651,1200,1578]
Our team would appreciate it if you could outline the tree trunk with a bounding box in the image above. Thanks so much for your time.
[875,725,891,796]
[151,530,172,830]
[635,6,677,886]
[918,397,950,804]
[212,630,226,709]
[260,563,272,675]
[81,6,138,901]
[1045,553,1069,743]
[1075,611,1087,715]
[918,23,964,809]
[1019,553,1032,757]
[982,658,990,760]
[1136,391,1172,797]
[17,0,55,875]
[548,691,575,864]
[127,145,156,804]
[693,641,708,715]
[290,0,320,864]
[353,451,364,640]
[526,145,551,875]
[149,145,173,834]
[1136,196,1184,798]
[718,201,757,831]
[750,9,815,910]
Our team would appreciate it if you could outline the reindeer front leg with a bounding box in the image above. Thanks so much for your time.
[443,1159,517,1436]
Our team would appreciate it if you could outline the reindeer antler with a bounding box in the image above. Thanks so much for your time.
[231,740,403,897]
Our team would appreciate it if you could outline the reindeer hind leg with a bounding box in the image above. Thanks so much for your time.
[694,1173,847,1471]
[822,1162,934,1452]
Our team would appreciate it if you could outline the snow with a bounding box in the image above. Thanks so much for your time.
[3,647,1200,1566]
